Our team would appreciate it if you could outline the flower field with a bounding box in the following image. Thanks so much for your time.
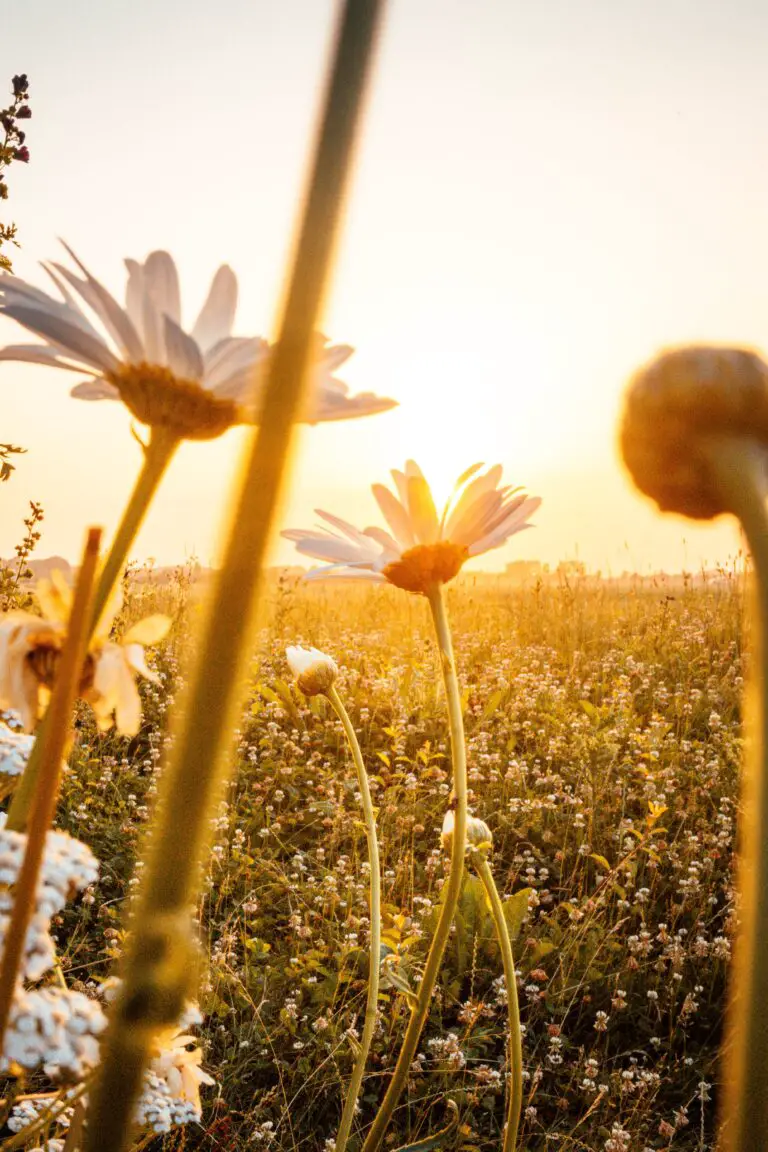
[44,567,741,1150]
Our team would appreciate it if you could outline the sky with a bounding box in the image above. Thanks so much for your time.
[1,0,767,574]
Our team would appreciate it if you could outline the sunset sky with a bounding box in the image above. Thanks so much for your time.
[2,0,767,574]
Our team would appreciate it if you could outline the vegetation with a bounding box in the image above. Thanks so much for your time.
[35,568,739,1150]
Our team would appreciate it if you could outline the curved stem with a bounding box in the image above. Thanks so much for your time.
[469,851,522,1152]
[707,438,768,1152]
[88,427,179,632]
[327,684,381,1152]
[363,583,467,1152]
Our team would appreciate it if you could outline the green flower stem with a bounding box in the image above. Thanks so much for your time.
[327,684,381,1152]
[706,438,768,1152]
[82,6,386,1150]
[6,428,178,833]
[0,528,101,1055]
[469,850,522,1152]
[88,426,179,633]
[363,583,467,1152]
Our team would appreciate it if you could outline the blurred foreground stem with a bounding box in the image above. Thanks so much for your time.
[327,683,381,1152]
[469,849,522,1152]
[83,5,386,1150]
[707,437,768,1152]
[0,528,100,1053]
[363,583,467,1152]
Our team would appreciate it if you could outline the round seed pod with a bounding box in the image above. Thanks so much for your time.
[620,345,768,519]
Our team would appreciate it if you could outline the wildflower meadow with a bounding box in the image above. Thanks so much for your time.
[1,4,768,1151]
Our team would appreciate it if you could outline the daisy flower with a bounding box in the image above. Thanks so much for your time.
[285,644,338,696]
[284,460,541,594]
[0,572,169,735]
[0,245,396,440]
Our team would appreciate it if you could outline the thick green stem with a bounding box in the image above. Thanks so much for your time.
[83,6,386,1150]
[88,427,179,633]
[327,684,381,1152]
[470,851,522,1152]
[362,583,467,1152]
[707,438,768,1152]
[6,430,177,832]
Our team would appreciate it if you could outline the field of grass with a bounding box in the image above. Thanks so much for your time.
[50,570,744,1150]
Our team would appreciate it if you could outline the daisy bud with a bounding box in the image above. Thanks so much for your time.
[620,346,768,520]
[441,809,493,854]
[285,645,338,697]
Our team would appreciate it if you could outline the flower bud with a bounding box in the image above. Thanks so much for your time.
[285,645,338,697]
[621,345,768,520]
[15,105,31,120]
[441,809,493,854]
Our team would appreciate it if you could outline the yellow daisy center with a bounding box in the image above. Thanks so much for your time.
[107,362,244,441]
[382,541,469,594]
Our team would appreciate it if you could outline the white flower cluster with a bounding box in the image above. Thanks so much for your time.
[0,725,34,779]
[0,816,99,986]
[135,1070,204,1134]
[1,986,106,1079]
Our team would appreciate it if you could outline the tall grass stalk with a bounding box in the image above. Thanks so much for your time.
[82,5,387,1149]
[363,583,467,1151]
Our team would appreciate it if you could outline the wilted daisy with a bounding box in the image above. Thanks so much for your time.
[284,460,540,594]
[0,572,169,735]
[286,645,338,696]
[0,244,396,440]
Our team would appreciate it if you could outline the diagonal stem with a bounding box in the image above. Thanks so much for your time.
[362,582,467,1152]
[469,850,522,1152]
[706,437,768,1152]
[6,429,178,832]
[327,684,381,1152]
[0,528,101,1054]
[83,6,387,1150]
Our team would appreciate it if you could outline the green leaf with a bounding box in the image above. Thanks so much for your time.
[479,687,506,724]
[590,853,611,871]
[502,887,532,941]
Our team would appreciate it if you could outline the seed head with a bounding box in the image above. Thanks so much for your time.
[621,345,768,519]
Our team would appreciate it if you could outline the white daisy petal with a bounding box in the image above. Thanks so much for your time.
[163,316,204,381]
[0,306,119,373]
[372,483,416,550]
[53,243,144,362]
[124,258,146,343]
[70,380,121,401]
[191,265,238,351]
[0,344,86,371]
[143,251,181,325]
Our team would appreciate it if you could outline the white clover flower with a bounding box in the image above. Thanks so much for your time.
[284,460,540,595]
[0,246,396,440]
[285,645,338,697]
[0,724,33,781]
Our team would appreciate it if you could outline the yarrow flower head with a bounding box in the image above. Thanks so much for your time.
[284,460,541,594]
[0,724,33,799]
[286,645,338,696]
[0,571,170,734]
[441,808,493,854]
[0,244,397,440]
